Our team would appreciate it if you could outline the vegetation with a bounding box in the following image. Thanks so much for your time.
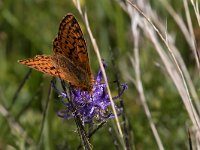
[0,0,200,149]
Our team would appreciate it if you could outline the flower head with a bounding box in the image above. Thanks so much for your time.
[52,66,127,123]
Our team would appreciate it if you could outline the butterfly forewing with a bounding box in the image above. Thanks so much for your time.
[54,13,94,91]
[56,14,89,69]
[18,55,60,77]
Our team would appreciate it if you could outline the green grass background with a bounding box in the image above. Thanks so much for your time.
[0,0,199,149]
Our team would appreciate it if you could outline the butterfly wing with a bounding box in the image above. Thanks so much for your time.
[53,14,94,92]
[52,54,91,91]
[18,14,94,93]
[55,14,92,73]
[18,55,62,78]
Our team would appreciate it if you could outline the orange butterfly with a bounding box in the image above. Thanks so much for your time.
[18,13,94,93]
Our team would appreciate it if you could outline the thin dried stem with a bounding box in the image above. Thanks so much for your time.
[147,2,200,113]
[72,0,126,149]
[190,0,200,26]
[127,0,200,133]
[83,12,126,149]
[159,0,199,70]
[126,3,164,149]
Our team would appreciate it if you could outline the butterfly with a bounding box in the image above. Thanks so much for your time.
[18,13,94,93]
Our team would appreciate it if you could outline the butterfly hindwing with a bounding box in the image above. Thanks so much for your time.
[52,54,91,91]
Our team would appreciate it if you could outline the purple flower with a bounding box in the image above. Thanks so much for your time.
[51,66,128,123]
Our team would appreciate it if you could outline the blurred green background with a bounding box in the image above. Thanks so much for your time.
[0,0,199,149]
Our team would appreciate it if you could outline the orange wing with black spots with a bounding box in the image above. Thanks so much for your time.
[18,14,94,93]
[54,14,90,70]
[18,55,62,78]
